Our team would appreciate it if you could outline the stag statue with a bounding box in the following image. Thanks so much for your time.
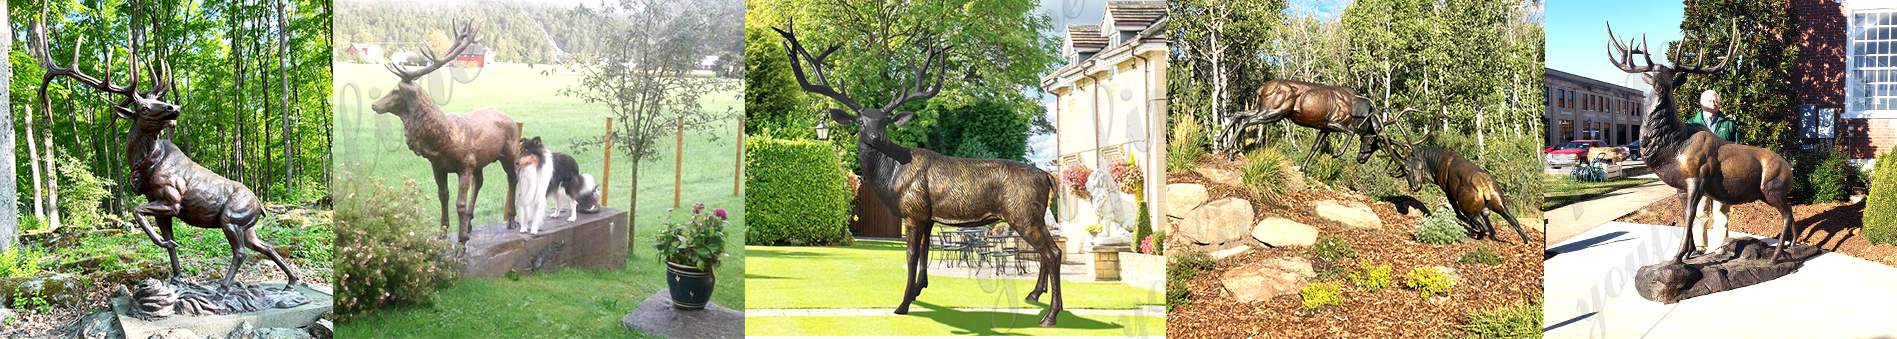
[372,23,522,254]
[30,20,300,290]
[1605,23,1796,262]
[1219,79,1395,168]
[776,21,1067,327]
[1393,141,1532,244]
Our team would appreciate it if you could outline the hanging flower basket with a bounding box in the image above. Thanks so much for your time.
[1062,165,1093,199]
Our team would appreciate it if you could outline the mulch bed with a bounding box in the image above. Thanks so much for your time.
[1618,195,1897,267]
[1165,157,1544,338]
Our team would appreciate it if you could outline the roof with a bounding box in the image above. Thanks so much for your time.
[1546,68,1642,97]
[462,45,489,55]
[1067,25,1107,52]
[1104,1,1166,31]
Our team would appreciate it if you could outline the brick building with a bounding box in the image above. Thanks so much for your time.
[1544,68,1645,146]
[1793,0,1897,165]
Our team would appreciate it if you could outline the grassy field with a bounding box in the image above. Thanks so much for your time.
[331,62,745,337]
[746,240,1164,336]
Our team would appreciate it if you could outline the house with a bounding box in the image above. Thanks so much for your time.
[457,45,493,67]
[1545,68,1645,146]
[1793,0,1897,167]
[347,43,385,63]
[1040,0,1168,248]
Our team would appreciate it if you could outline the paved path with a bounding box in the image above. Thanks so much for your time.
[1544,174,1677,245]
[1543,222,1897,338]
[746,306,1167,317]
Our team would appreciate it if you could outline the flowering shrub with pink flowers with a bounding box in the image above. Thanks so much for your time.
[1062,165,1094,198]
[655,202,730,272]
[334,173,457,320]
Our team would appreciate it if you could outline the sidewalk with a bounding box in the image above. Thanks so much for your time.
[1543,222,1897,338]
[1543,175,1677,245]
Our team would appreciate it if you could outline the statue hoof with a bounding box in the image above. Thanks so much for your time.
[894,307,909,315]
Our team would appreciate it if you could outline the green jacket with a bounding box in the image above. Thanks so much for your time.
[1684,111,1737,142]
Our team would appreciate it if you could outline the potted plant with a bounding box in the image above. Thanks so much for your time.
[654,202,728,310]
[1062,165,1094,199]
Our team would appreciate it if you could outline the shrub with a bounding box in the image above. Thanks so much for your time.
[1461,301,1542,338]
[1166,251,1217,310]
[334,173,458,320]
[1868,151,1897,245]
[744,136,853,246]
[1152,231,1167,254]
[1299,282,1343,309]
[52,152,112,230]
[1133,203,1153,254]
[1792,149,1857,203]
[1405,266,1455,300]
[0,247,45,281]
[1348,260,1392,291]
[1242,147,1297,200]
[1312,236,1356,263]
[1459,246,1503,266]
[1169,113,1208,172]
[1414,210,1467,245]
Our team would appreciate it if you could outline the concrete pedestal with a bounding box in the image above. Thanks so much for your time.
[1092,244,1129,282]
[463,209,630,277]
[112,283,332,339]
[1634,237,1823,304]
[621,289,742,338]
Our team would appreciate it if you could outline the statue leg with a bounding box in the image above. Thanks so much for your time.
[158,217,181,283]
[245,227,303,289]
[219,226,246,289]
[1301,131,1330,169]
[455,172,477,253]
[1767,193,1796,262]
[502,155,520,226]
[1492,203,1532,244]
[1677,181,1703,262]
[894,218,929,315]
[435,171,452,232]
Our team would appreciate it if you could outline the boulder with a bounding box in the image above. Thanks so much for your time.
[54,311,120,339]
[1192,167,1243,188]
[1164,183,1210,219]
[1314,200,1383,229]
[13,273,90,308]
[307,319,334,339]
[1218,258,1316,303]
[1175,198,1254,246]
[1251,217,1319,247]
[1209,246,1251,260]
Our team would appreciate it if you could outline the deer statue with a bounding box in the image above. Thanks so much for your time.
[31,20,300,289]
[775,21,1066,327]
[1219,79,1393,168]
[1392,140,1532,244]
[1605,22,1796,262]
[372,22,522,254]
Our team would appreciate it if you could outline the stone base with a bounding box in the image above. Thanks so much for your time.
[113,283,332,339]
[463,208,630,277]
[1634,238,1824,304]
[1093,244,1129,282]
[621,289,742,338]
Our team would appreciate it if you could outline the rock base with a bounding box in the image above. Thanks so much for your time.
[112,283,332,339]
[463,208,630,277]
[1634,238,1823,304]
[621,289,742,338]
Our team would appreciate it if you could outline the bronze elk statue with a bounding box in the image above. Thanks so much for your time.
[776,22,1067,327]
[30,20,300,289]
[1219,79,1397,168]
[1393,141,1532,243]
[1605,22,1797,262]
[372,23,522,254]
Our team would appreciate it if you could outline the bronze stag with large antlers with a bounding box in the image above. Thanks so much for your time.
[1219,79,1397,168]
[31,20,301,289]
[775,21,1067,327]
[1604,22,1796,262]
[372,22,522,254]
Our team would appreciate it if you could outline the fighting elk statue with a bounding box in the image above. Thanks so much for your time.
[776,22,1067,327]
[1219,79,1395,168]
[1392,139,1533,243]
[1605,22,1796,262]
[373,23,522,254]
[31,20,301,289]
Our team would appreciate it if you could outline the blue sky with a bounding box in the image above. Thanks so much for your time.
[1545,0,1684,90]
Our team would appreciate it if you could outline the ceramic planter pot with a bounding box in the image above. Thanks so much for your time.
[665,262,716,310]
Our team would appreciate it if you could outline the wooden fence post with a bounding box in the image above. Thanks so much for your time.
[603,118,613,206]
[734,115,743,196]
[674,114,683,208]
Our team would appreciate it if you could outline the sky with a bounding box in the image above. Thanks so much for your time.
[1544,0,1685,91]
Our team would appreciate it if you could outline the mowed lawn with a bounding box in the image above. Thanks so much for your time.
[332,63,746,338]
[746,240,1164,336]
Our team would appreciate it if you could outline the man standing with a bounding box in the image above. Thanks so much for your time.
[1686,90,1737,255]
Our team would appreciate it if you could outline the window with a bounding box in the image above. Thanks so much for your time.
[1560,120,1574,141]
[1848,10,1897,118]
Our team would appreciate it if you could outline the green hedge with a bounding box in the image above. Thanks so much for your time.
[744,136,854,246]
[1868,151,1897,245]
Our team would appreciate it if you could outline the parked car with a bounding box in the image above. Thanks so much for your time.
[1623,140,1642,161]
[1545,140,1609,169]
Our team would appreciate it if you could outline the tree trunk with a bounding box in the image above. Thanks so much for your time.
[26,106,45,224]
[279,0,294,194]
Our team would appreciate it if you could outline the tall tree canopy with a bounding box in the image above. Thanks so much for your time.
[1671,0,1798,151]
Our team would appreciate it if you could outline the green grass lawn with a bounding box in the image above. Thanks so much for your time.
[332,63,745,337]
[745,240,1164,336]
[1540,176,1657,211]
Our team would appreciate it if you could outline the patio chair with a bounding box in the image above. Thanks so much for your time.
[977,229,1029,276]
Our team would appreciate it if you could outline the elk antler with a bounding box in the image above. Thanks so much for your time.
[775,19,866,115]
[1676,22,1739,74]
[32,18,151,118]
[1605,22,1658,74]
[881,37,948,113]
[388,20,480,83]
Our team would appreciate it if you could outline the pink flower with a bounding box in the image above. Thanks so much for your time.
[693,202,705,214]
[713,208,728,220]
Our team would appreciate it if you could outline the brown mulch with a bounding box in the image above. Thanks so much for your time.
[1165,157,1544,338]
[1618,195,1897,267]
